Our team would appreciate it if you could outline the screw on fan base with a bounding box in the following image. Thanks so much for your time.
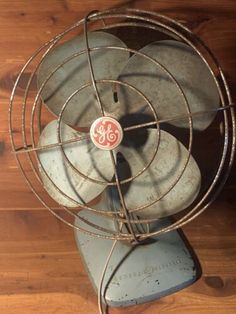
[90,117,123,150]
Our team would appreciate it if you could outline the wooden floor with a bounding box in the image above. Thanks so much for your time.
[0,0,236,313]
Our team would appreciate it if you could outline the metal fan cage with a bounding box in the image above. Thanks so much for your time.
[9,8,235,242]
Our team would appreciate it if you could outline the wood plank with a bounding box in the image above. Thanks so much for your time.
[0,0,235,313]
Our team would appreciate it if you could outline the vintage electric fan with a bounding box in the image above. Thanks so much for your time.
[9,8,235,312]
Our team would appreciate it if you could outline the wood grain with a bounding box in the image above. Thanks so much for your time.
[0,0,236,313]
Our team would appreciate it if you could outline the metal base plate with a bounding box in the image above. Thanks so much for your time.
[74,210,200,308]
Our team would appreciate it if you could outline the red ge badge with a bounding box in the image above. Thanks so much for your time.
[90,117,123,150]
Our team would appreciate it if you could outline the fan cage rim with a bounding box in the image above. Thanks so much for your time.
[9,8,235,241]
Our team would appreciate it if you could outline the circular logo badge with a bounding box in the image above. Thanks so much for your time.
[90,117,123,150]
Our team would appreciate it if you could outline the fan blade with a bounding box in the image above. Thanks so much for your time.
[37,31,129,127]
[117,128,201,218]
[37,120,114,207]
[117,40,219,130]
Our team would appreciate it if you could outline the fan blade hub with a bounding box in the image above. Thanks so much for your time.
[90,117,123,150]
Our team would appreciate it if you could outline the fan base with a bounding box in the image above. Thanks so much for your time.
[74,211,200,308]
